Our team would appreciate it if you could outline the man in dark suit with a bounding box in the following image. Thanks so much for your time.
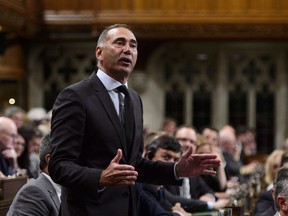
[48,23,220,216]
[7,133,60,216]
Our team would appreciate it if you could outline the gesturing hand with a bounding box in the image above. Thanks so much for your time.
[99,149,138,187]
[175,146,221,177]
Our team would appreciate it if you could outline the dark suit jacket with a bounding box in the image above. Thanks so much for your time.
[49,71,180,216]
[137,183,179,216]
[165,176,214,200]
[143,183,209,213]
[7,173,60,216]
[254,190,276,216]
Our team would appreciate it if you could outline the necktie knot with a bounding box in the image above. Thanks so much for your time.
[117,85,129,96]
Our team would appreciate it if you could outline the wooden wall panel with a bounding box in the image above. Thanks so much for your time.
[42,0,288,39]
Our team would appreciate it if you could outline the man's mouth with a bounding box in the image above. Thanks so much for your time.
[119,57,132,65]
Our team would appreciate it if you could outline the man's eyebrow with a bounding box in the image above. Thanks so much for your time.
[114,37,137,45]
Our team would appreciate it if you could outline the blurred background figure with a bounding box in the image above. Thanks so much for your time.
[27,107,48,127]
[161,117,177,135]
[3,105,26,129]
[7,132,61,216]
[13,127,30,177]
[196,136,227,194]
[236,125,257,164]
[273,167,288,216]
[219,126,259,181]
[19,124,44,178]
[201,127,219,147]
[282,138,288,152]
[37,109,52,135]
[264,149,284,191]
[254,150,285,216]
[0,116,18,177]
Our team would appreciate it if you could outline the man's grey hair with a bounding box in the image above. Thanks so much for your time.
[97,24,132,47]
[39,132,51,170]
[274,167,288,211]
[3,106,25,117]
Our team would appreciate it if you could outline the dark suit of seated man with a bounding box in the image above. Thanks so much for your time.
[7,133,61,216]
[137,183,191,216]
[144,135,229,213]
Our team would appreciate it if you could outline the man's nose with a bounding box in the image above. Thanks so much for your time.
[123,44,132,53]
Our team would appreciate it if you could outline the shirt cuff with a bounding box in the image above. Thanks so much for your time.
[174,163,183,180]
[207,201,214,209]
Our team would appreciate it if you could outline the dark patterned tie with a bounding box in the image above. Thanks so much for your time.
[117,85,135,153]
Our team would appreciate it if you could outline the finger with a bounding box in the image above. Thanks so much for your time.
[115,164,136,171]
[202,159,221,166]
[113,169,138,179]
[202,169,217,175]
[182,146,193,159]
[193,153,218,159]
[111,149,122,164]
[121,179,136,186]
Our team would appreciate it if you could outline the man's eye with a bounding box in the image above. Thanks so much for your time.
[116,41,124,46]
[130,43,137,48]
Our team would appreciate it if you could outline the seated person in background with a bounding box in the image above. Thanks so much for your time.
[201,126,219,147]
[145,134,228,213]
[218,126,259,181]
[143,130,168,157]
[0,117,18,177]
[7,132,61,216]
[3,105,26,129]
[271,167,288,216]
[254,150,288,216]
[19,124,44,178]
[235,125,257,164]
[264,150,284,191]
[196,136,228,194]
[173,125,229,202]
[13,128,31,177]
[161,117,178,135]
[137,183,191,216]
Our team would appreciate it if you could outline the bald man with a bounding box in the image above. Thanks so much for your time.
[0,116,18,176]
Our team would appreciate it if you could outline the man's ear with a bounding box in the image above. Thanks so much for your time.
[96,47,103,61]
[45,154,51,163]
[277,196,288,211]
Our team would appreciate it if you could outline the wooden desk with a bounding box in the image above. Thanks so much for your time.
[0,176,28,216]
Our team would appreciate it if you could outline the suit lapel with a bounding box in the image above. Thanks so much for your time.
[39,173,61,211]
[89,73,129,160]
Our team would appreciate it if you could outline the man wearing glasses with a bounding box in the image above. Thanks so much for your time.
[0,116,18,177]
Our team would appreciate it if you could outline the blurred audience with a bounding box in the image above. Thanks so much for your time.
[219,126,259,181]
[236,125,257,164]
[264,149,284,191]
[196,136,227,193]
[0,117,18,177]
[161,117,177,135]
[254,150,286,216]
[19,124,44,178]
[13,127,30,176]
[273,167,288,216]
[7,132,61,216]
[145,134,228,213]
[3,105,26,129]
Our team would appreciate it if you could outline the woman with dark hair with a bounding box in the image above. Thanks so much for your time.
[17,124,43,178]
[13,127,30,177]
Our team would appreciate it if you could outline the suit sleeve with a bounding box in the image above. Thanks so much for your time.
[7,185,52,216]
[164,188,209,213]
[48,87,102,195]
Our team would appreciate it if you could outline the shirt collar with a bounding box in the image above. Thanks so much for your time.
[96,69,128,91]
[42,172,62,202]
